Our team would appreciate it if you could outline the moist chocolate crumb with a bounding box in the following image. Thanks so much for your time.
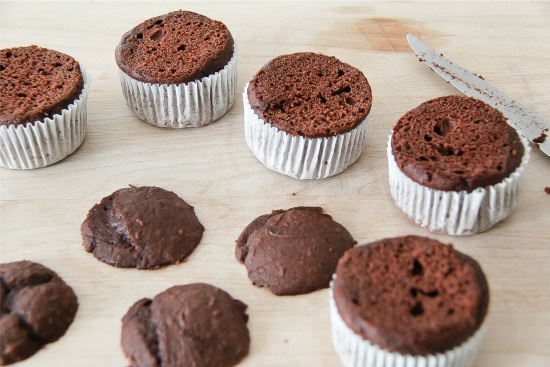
[333,235,489,355]
[115,10,234,84]
[0,46,83,126]
[247,52,372,138]
[473,73,485,80]
[544,187,550,195]
[392,95,524,192]
[533,133,547,144]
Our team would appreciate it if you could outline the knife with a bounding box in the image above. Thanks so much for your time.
[406,33,550,156]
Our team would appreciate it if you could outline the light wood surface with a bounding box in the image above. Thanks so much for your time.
[1,1,550,366]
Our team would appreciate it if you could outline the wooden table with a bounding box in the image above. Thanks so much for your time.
[1,1,549,366]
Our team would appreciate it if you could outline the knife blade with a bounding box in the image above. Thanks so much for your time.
[406,33,550,156]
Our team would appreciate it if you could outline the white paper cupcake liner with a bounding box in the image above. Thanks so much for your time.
[243,83,368,179]
[387,134,531,236]
[329,283,487,367]
[0,67,91,170]
[118,47,237,128]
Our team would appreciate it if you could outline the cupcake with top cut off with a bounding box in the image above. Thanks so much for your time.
[388,95,530,235]
[0,46,91,169]
[330,235,489,367]
[244,52,372,179]
[115,10,236,128]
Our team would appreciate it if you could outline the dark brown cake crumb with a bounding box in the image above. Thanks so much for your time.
[0,261,78,365]
[0,46,83,126]
[236,207,355,295]
[392,95,524,192]
[121,283,250,367]
[533,133,547,144]
[333,236,489,355]
[247,52,372,138]
[115,10,234,84]
[544,187,550,195]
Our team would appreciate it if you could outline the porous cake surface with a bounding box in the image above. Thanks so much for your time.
[247,52,372,138]
[391,95,524,192]
[0,46,83,126]
[333,235,489,355]
[116,10,234,84]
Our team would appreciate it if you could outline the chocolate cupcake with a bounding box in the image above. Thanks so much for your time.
[330,235,489,367]
[388,95,530,235]
[121,283,250,367]
[116,10,237,128]
[236,207,355,295]
[0,46,91,169]
[244,52,372,179]
[0,261,79,365]
[81,186,204,269]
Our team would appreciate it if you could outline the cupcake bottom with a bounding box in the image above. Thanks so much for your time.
[329,284,487,367]
[243,84,368,179]
[387,135,530,236]
[118,47,238,128]
[0,67,91,170]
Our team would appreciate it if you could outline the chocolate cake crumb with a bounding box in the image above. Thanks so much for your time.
[116,10,234,84]
[533,133,547,144]
[247,52,372,138]
[544,187,550,195]
[333,235,489,355]
[472,73,485,80]
[392,95,524,192]
[0,46,83,126]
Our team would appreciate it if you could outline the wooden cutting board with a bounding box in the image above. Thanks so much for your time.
[1,1,549,366]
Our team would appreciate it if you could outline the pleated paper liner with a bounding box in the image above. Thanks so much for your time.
[243,83,368,179]
[0,67,92,170]
[329,281,487,367]
[387,134,531,235]
[118,47,237,128]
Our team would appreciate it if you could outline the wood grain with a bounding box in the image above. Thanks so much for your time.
[1,1,549,366]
